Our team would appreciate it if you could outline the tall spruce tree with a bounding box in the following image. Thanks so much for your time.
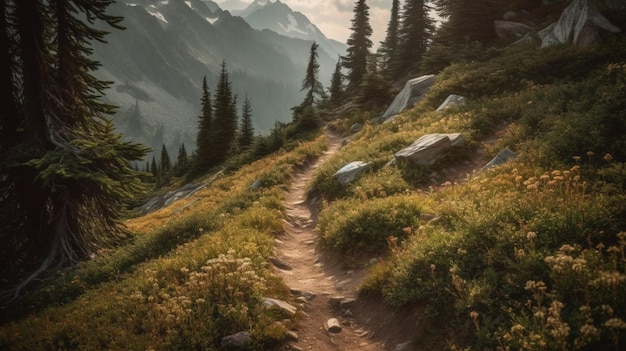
[213,60,237,164]
[301,42,325,108]
[342,0,373,92]
[238,96,255,150]
[396,0,434,77]
[378,0,401,79]
[0,0,149,293]
[160,144,171,183]
[328,56,345,107]
[195,75,215,173]
[174,143,188,177]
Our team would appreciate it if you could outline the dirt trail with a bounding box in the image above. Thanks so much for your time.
[271,130,420,351]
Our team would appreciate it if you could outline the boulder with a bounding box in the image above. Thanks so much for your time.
[395,133,465,166]
[378,75,436,121]
[436,94,466,112]
[480,148,517,172]
[262,298,297,316]
[333,161,370,185]
[539,0,621,48]
[221,331,251,349]
[349,123,363,134]
[494,20,534,40]
[138,182,206,215]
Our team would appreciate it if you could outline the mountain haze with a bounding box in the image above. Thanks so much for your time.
[91,0,344,154]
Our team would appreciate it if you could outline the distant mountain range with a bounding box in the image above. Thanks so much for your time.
[91,0,346,156]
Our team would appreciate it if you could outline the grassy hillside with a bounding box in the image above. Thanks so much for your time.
[2,36,626,350]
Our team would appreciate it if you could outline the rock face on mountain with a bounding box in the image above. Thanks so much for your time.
[376,75,436,122]
[240,0,346,59]
[91,0,342,155]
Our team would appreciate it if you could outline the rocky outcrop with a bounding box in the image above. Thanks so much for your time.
[333,161,371,185]
[436,94,466,112]
[539,0,621,47]
[395,133,465,166]
[375,75,436,123]
[480,148,517,172]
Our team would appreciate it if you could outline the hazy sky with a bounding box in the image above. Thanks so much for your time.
[213,0,395,47]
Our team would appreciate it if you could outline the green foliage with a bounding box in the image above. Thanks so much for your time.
[318,196,421,254]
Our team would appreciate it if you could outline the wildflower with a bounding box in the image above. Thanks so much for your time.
[573,156,582,163]
[586,151,594,157]
[604,318,626,329]
[527,231,537,241]
[470,311,479,320]
[603,153,614,163]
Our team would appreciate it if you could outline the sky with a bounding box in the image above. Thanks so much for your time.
[213,0,396,48]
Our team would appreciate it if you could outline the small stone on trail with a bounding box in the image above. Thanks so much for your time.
[340,298,357,310]
[328,296,345,309]
[325,318,342,333]
[269,256,293,270]
[285,330,299,342]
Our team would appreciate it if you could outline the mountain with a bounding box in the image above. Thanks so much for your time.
[90,0,340,156]
[237,0,346,59]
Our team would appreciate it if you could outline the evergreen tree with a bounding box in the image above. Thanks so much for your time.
[160,144,171,183]
[358,54,393,110]
[212,60,238,164]
[174,143,188,177]
[432,0,499,45]
[342,0,373,92]
[126,100,143,138]
[396,0,434,77]
[328,56,345,108]
[150,156,158,183]
[238,95,255,150]
[378,0,401,79]
[195,75,215,173]
[301,42,325,108]
[0,0,149,292]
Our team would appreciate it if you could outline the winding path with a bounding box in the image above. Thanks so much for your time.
[271,130,419,351]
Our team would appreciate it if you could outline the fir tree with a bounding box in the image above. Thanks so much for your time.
[378,0,401,79]
[212,60,237,164]
[160,144,171,183]
[396,0,434,76]
[126,100,143,138]
[328,56,345,108]
[0,0,150,293]
[238,95,255,150]
[342,0,373,92]
[195,75,215,173]
[358,54,392,110]
[301,42,325,108]
[174,143,188,177]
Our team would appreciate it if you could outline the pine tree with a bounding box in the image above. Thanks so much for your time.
[160,144,171,183]
[358,54,392,110]
[212,60,237,164]
[378,0,401,79]
[0,0,149,292]
[238,96,255,150]
[174,143,188,177]
[395,0,434,77]
[301,42,325,108]
[328,56,345,108]
[342,0,373,92]
[195,75,215,173]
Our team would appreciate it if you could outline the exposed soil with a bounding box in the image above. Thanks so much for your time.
[271,124,508,350]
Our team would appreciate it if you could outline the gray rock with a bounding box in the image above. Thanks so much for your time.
[380,75,436,120]
[333,161,370,185]
[262,298,298,316]
[268,256,292,271]
[328,296,345,309]
[480,148,517,172]
[349,123,363,134]
[340,298,357,310]
[394,340,413,351]
[539,0,621,48]
[395,133,465,166]
[436,94,466,112]
[221,331,251,349]
[285,330,299,342]
[325,318,342,333]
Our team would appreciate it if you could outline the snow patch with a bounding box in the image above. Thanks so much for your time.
[206,17,218,24]
[185,1,192,8]
[147,9,168,23]
[278,14,307,36]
